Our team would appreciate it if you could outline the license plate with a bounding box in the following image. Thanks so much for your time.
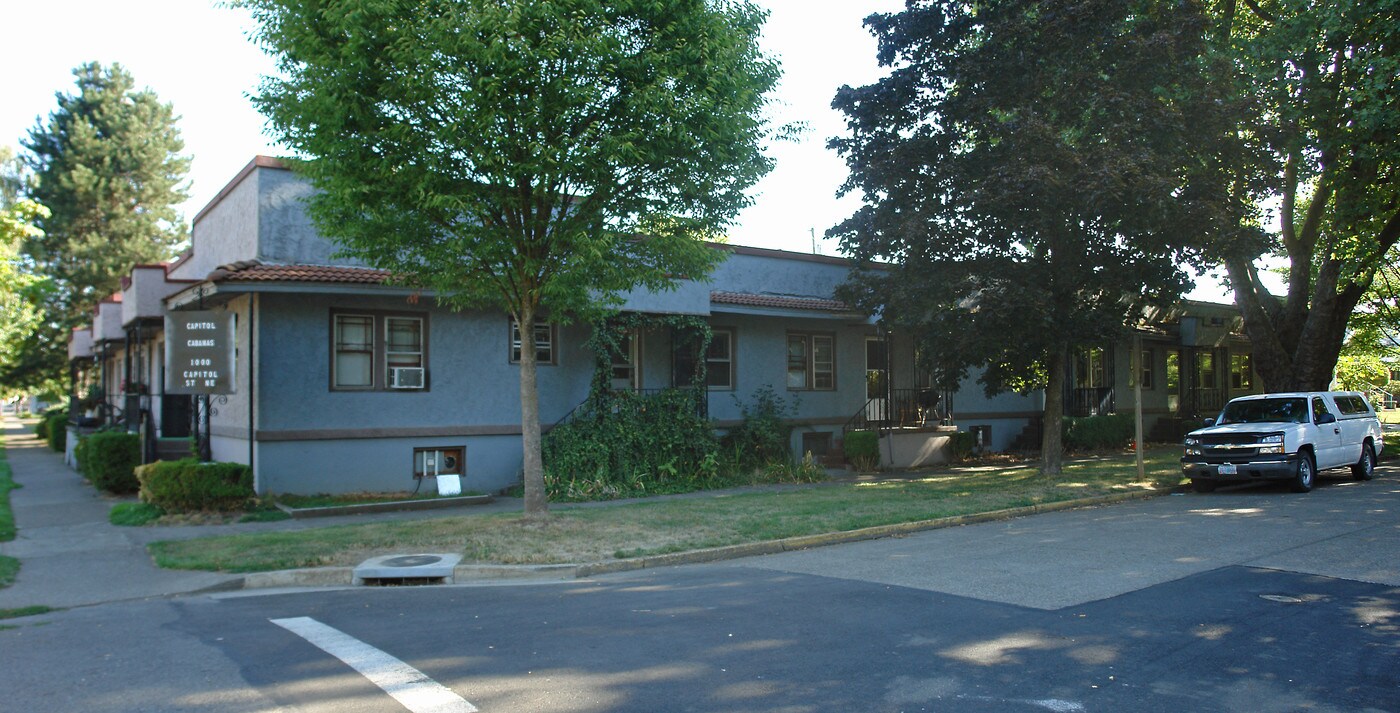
[1218,463,1238,475]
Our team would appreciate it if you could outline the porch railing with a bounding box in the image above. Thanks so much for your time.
[1069,387,1115,417]
[842,388,949,435]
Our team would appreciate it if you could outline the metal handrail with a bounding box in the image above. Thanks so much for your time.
[842,388,948,435]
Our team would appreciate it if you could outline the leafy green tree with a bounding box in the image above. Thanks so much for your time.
[237,0,781,516]
[15,62,190,389]
[831,0,1228,475]
[1207,0,1400,391]
[0,187,52,400]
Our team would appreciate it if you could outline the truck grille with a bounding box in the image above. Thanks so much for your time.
[1199,434,1266,457]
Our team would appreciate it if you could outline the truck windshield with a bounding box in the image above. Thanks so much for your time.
[1218,397,1308,424]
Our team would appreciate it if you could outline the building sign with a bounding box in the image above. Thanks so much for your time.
[165,311,235,395]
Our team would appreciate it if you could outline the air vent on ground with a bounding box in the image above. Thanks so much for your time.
[354,553,462,586]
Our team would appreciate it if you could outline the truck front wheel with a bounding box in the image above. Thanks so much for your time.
[1291,452,1315,493]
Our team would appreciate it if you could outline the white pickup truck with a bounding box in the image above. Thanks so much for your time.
[1182,391,1384,493]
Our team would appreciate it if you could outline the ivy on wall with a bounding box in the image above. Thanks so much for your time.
[543,313,719,500]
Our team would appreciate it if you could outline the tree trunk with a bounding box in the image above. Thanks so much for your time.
[517,301,549,519]
[1040,346,1066,477]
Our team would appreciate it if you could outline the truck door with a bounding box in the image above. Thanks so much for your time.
[1311,396,1344,469]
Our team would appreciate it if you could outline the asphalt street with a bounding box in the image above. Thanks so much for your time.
[3,467,1398,712]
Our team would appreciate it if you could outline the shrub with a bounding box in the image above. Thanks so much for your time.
[75,431,141,494]
[40,408,68,452]
[1062,414,1134,452]
[844,430,879,471]
[949,431,977,461]
[543,388,719,501]
[136,459,254,512]
[720,386,795,473]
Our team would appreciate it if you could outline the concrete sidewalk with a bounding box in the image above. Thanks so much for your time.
[0,417,243,609]
[0,415,545,608]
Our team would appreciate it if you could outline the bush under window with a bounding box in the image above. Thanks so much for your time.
[136,459,254,512]
[75,431,141,494]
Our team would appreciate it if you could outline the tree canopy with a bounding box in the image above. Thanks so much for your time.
[831,0,1227,474]
[11,62,190,391]
[1208,0,1400,391]
[0,150,52,399]
[238,0,782,515]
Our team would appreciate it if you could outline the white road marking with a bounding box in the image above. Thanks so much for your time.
[271,616,477,713]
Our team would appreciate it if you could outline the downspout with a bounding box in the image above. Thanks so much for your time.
[248,294,256,489]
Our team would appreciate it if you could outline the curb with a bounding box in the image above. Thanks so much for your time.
[233,486,1179,591]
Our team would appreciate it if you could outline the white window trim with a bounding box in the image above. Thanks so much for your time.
[509,319,556,365]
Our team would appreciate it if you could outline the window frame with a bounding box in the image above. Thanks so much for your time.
[610,328,641,391]
[329,309,430,392]
[705,328,735,391]
[1132,348,1154,390]
[786,332,836,391]
[332,313,376,391]
[509,319,557,366]
[1229,353,1253,390]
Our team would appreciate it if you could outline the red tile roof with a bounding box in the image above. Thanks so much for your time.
[710,290,852,313]
[208,261,393,285]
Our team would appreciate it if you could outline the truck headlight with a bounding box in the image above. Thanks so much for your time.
[1258,434,1283,454]
[1184,437,1199,447]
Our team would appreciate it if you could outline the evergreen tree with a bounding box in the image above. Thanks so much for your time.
[13,62,190,389]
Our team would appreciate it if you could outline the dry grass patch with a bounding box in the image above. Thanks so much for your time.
[150,447,1184,573]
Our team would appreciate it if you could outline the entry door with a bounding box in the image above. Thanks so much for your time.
[865,337,888,421]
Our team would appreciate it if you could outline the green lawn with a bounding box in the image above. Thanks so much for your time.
[151,447,1185,574]
[0,443,18,590]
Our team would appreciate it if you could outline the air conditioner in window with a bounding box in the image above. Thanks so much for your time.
[389,367,425,389]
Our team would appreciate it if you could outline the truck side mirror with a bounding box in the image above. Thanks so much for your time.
[1315,413,1337,425]
[1202,418,1215,427]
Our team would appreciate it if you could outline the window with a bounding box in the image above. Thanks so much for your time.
[1075,348,1107,389]
[705,329,734,389]
[611,330,640,390]
[1311,396,1332,422]
[1137,349,1154,389]
[1196,352,1217,390]
[331,311,427,391]
[334,314,374,388]
[787,333,834,390]
[386,318,424,383]
[1229,354,1252,390]
[509,319,555,365]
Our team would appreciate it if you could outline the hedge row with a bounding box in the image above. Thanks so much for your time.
[1062,413,1135,451]
[74,431,141,494]
[37,409,67,453]
[135,459,253,512]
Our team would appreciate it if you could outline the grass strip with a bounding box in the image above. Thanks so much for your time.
[151,447,1185,574]
[110,502,165,527]
[0,443,17,542]
[0,556,17,589]
[0,605,56,620]
[0,442,18,591]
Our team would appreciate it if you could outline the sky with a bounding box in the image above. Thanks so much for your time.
[0,0,1247,301]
